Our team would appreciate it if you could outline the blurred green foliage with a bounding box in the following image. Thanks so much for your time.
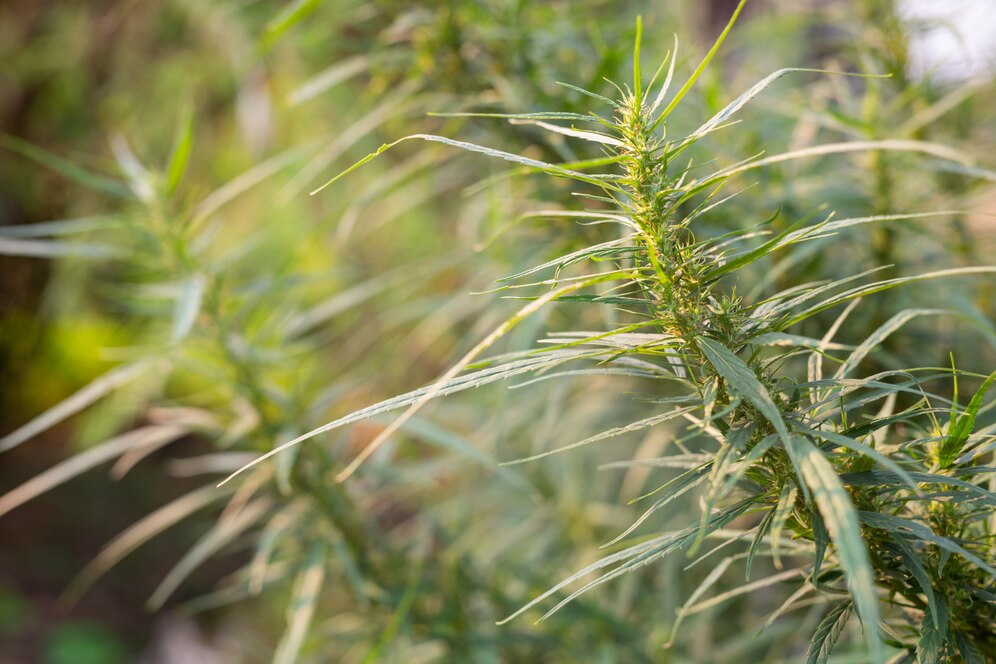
[43,622,127,664]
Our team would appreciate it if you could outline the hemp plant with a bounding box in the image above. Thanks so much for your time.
[230,3,996,661]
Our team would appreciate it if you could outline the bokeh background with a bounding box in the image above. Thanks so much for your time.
[1,1,994,662]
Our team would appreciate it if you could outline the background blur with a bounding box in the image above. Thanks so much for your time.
[1,1,993,662]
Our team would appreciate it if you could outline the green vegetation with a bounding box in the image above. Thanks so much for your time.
[1,1,993,662]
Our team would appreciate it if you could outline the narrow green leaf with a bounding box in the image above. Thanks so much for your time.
[770,483,799,569]
[64,484,226,605]
[653,0,747,126]
[497,238,632,283]
[693,68,886,140]
[799,426,919,491]
[916,593,948,664]
[166,103,194,194]
[784,436,883,662]
[428,111,600,122]
[109,134,154,202]
[0,360,157,453]
[938,371,996,468]
[747,508,776,581]
[664,556,735,648]
[648,36,678,116]
[888,535,938,631]
[701,209,798,281]
[513,119,624,147]
[805,601,852,664]
[537,498,758,622]
[499,497,757,625]
[697,337,812,501]
[953,631,986,664]
[632,16,643,107]
[0,215,118,238]
[840,470,994,507]
[273,541,327,664]
[836,309,950,379]
[0,133,132,198]
[780,267,996,329]
[262,0,322,47]
[684,567,804,617]
[172,274,206,344]
[0,426,187,519]
[502,406,697,466]
[603,464,711,548]
[693,139,976,193]
[0,237,118,259]
[288,55,371,106]
[312,134,620,195]
[148,498,272,610]
[859,512,995,575]
[810,507,830,588]
[697,337,788,442]
[555,81,620,108]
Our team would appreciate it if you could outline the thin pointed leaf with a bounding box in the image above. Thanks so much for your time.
[312,134,620,195]
[888,535,939,631]
[273,541,327,664]
[502,406,696,466]
[654,0,747,126]
[697,337,789,442]
[0,133,131,198]
[0,360,156,453]
[806,601,852,664]
[147,498,272,610]
[770,483,799,569]
[166,104,194,194]
[693,69,883,139]
[0,237,118,259]
[938,371,996,468]
[859,512,995,575]
[953,631,986,664]
[0,426,185,518]
[836,309,950,379]
[916,594,948,664]
[784,436,883,661]
[64,484,225,604]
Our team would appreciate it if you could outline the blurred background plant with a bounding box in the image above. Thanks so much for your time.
[0,0,993,662]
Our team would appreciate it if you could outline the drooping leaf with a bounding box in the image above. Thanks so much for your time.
[0,360,157,453]
[859,512,995,575]
[916,593,949,664]
[147,498,272,610]
[770,483,799,569]
[953,631,987,664]
[0,426,186,518]
[503,406,697,466]
[784,436,883,661]
[805,601,852,664]
[312,134,621,195]
[64,484,226,604]
[888,535,939,631]
[697,337,789,442]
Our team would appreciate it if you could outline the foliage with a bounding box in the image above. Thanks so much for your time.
[1,1,994,662]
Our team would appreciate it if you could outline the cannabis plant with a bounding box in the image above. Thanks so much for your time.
[230,4,996,661]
